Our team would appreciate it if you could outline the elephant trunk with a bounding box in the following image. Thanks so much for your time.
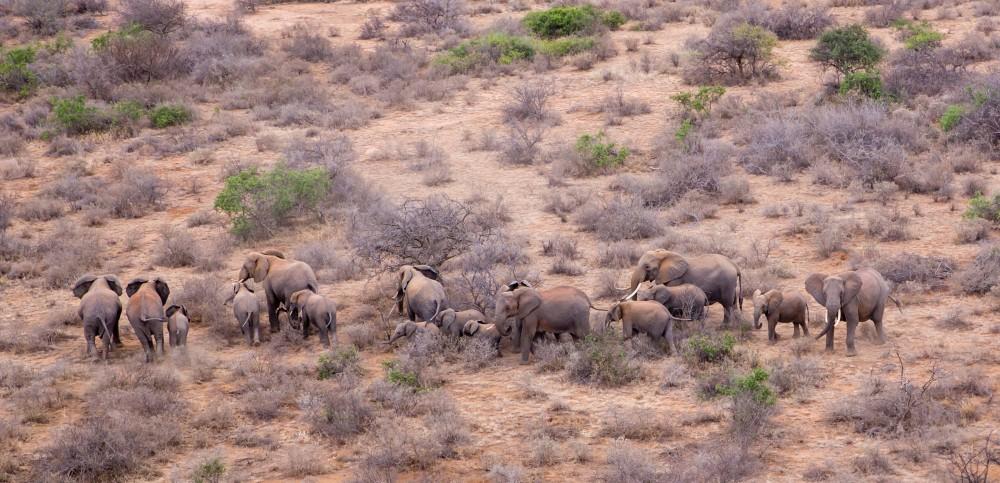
[237,267,250,283]
[494,306,511,336]
[752,306,763,330]
[628,269,645,300]
[815,301,840,340]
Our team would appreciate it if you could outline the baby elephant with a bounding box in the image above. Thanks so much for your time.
[753,289,809,343]
[165,305,189,349]
[606,300,679,355]
[637,283,708,324]
[226,281,261,346]
[289,290,338,348]
[434,308,487,337]
[388,321,441,344]
[462,320,502,353]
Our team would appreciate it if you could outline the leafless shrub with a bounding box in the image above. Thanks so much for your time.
[952,74,1000,154]
[359,10,388,40]
[885,49,965,99]
[603,440,663,483]
[853,447,894,475]
[753,3,833,40]
[575,195,662,241]
[534,340,573,373]
[719,175,754,204]
[549,256,584,276]
[391,0,469,37]
[667,191,719,225]
[0,132,24,157]
[173,275,234,340]
[620,141,733,206]
[293,241,360,283]
[865,0,907,27]
[282,444,327,477]
[599,86,651,122]
[815,223,848,259]
[487,461,527,483]
[598,241,642,268]
[957,244,1000,294]
[0,158,33,180]
[499,120,547,166]
[298,384,375,442]
[867,252,954,289]
[683,13,779,85]
[599,407,672,440]
[119,0,186,35]
[36,222,103,288]
[738,114,813,179]
[15,197,63,222]
[503,80,557,123]
[768,357,823,396]
[102,167,166,219]
[12,0,69,34]
[282,25,332,62]
[936,308,971,331]
[956,219,991,244]
[152,225,198,267]
[541,235,578,259]
[802,461,838,481]
[944,433,995,483]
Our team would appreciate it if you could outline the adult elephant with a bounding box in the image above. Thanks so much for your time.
[72,274,123,360]
[125,277,170,363]
[494,286,593,364]
[626,250,742,327]
[806,268,901,356]
[395,265,446,322]
[238,250,318,333]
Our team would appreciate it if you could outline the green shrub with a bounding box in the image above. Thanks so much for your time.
[893,19,943,51]
[317,347,361,380]
[939,105,965,132]
[811,24,885,77]
[213,165,330,239]
[436,32,598,73]
[382,360,423,390]
[671,85,726,118]
[536,36,596,57]
[192,457,225,483]
[0,46,38,97]
[839,70,883,99]
[523,5,622,38]
[149,104,192,128]
[567,333,642,387]
[719,368,776,405]
[675,118,694,143]
[684,334,735,364]
[114,100,146,122]
[51,96,112,135]
[575,132,629,170]
[965,193,1000,223]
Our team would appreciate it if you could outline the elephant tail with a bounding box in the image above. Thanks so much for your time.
[888,295,903,314]
[429,300,441,323]
[241,312,252,329]
[325,312,334,330]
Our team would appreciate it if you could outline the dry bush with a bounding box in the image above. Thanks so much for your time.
[298,384,375,442]
[542,188,588,221]
[0,158,34,180]
[815,223,848,259]
[718,175,754,205]
[865,251,954,289]
[952,74,1000,154]
[549,256,584,276]
[282,444,327,477]
[853,447,894,476]
[599,407,673,440]
[37,221,103,288]
[152,225,199,268]
[957,244,1000,294]
[667,191,718,225]
[16,197,63,221]
[597,241,642,269]
[503,80,557,124]
[102,167,166,218]
[768,357,823,396]
[619,141,732,207]
[956,219,991,244]
[12,0,69,34]
[391,0,469,37]
[567,334,642,387]
[738,113,813,179]
[750,3,834,40]
[603,440,663,483]
[173,275,235,340]
[294,240,360,283]
[575,195,662,241]
[498,120,547,166]
[936,309,971,331]
[599,86,651,122]
[885,49,965,99]
[683,13,779,85]
[541,235,578,259]
[119,0,186,35]
[865,1,907,27]
[282,25,332,62]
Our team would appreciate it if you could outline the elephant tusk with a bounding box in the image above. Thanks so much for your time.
[621,285,641,301]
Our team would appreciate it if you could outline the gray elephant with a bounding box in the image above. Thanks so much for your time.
[72,274,123,360]
[806,268,901,356]
[289,289,338,348]
[494,286,594,364]
[636,282,708,322]
[387,321,441,344]
[238,250,318,333]
[165,305,189,349]
[462,320,502,354]
[626,250,742,326]
[434,308,487,337]
[395,265,446,322]
[752,289,809,343]
[125,277,170,363]
[225,281,261,346]
[605,300,678,355]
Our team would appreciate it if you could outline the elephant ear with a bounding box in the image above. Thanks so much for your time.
[842,272,863,305]
[261,249,285,259]
[126,278,148,298]
[252,255,271,282]
[515,289,542,319]
[766,290,783,313]
[104,275,124,296]
[405,322,417,337]
[464,320,480,335]
[72,275,98,299]
[414,265,439,280]
[805,273,828,306]
[399,267,415,292]
[610,303,623,322]
[444,311,456,327]
[658,253,689,284]
[153,278,170,305]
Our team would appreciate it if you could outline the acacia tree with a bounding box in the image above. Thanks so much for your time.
[686,20,779,84]
[810,24,884,79]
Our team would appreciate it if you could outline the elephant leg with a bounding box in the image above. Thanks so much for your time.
[824,318,836,352]
[153,323,165,356]
[112,313,123,346]
[721,303,733,328]
[845,316,859,357]
[510,320,522,354]
[252,314,261,346]
[519,323,534,365]
[872,304,887,345]
[266,291,280,333]
[84,324,97,358]
[101,329,113,360]
[665,320,676,356]
[302,316,311,339]
[135,325,153,363]
[793,320,801,338]
[801,313,810,336]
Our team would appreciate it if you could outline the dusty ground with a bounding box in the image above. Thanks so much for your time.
[1,0,1000,481]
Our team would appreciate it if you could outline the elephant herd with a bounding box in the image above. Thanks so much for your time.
[70,248,903,363]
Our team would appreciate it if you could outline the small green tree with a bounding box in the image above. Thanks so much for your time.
[149,104,192,128]
[575,132,629,171]
[672,85,726,119]
[214,165,330,239]
[523,5,623,38]
[192,458,225,483]
[719,367,776,405]
[893,19,943,51]
[0,46,38,97]
[939,105,965,132]
[51,96,112,135]
[839,70,884,99]
[965,193,1000,223]
[811,25,885,79]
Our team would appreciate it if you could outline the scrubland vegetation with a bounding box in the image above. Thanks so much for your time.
[0,0,999,480]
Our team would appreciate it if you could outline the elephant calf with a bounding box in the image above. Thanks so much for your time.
[125,277,170,363]
[226,281,261,346]
[434,308,487,337]
[606,301,678,355]
[636,283,708,325]
[387,321,441,344]
[289,290,338,348]
[72,274,124,360]
[752,289,809,343]
[166,305,189,348]
[462,320,502,354]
